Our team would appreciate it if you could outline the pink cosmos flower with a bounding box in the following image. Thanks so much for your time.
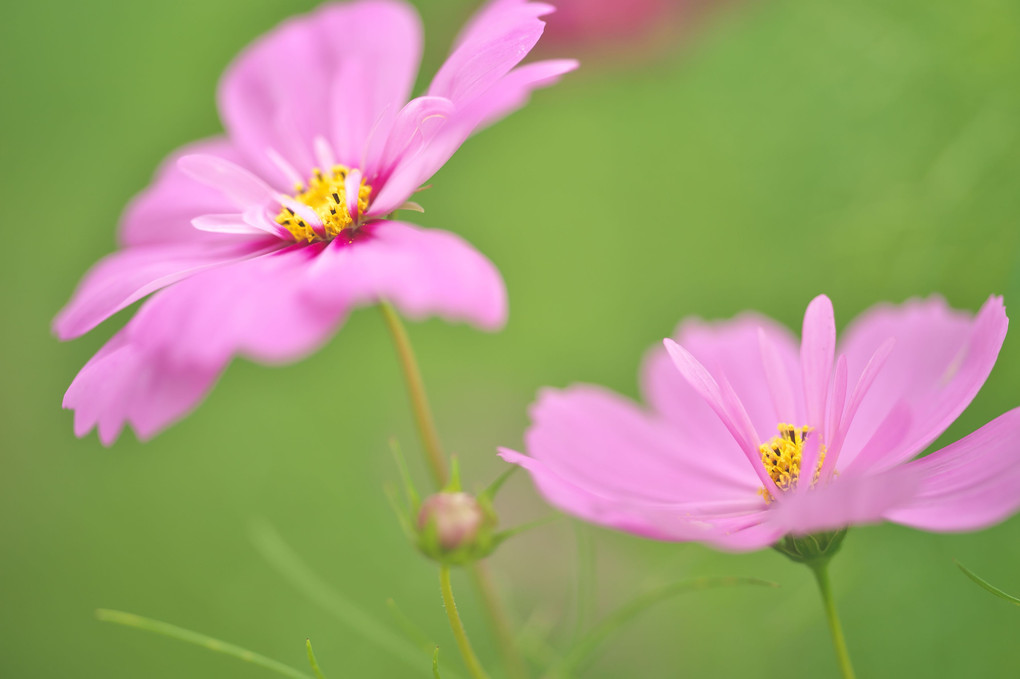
[501,295,1020,551]
[54,0,577,445]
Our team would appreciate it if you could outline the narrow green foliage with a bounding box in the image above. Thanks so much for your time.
[433,647,442,679]
[549,576,779,676]
[305,639,326,679]
[386,598,435,652]
[572,523,596,645]
[479,466,517,502]
[384,482,416,540]
[95,609,313,679]
[248,521,464,678]
[956,561,1020,606]
[389,437,421,510]
[492,514,560,549]
[447,456,462,492]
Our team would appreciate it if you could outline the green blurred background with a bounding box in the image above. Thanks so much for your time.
[3,0,1020,676]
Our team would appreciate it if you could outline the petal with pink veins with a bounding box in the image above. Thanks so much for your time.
[218,1,423,183]
[884,408,1020,531]
[836,296,1008,472]
[119,138,257,247]
[127,244,344,368]
[800,294,835,437]
[304,220,507,331]
[372,59,577,215]
[53,239,277,340]
[429,0,555,104]
[768,465,922,536]
[63,329,222,445]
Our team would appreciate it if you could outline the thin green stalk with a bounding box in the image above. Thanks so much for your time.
[548,576,777,677]
[571,524,596,644]
[469,562,529,679]
[249,521,437,673]
[96,609,313,679]
[441,566,491,679]
[379,301,529,679]
[379,301,448,487]
[809,562,857,679]
[305,639,326,679]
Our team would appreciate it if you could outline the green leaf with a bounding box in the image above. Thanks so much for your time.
[95,609,313,679]
[305,639,326,679]
[479,466,518,502]
[956,560,1020,606]
[384,482,416,540]
[249,520,463,679]
[491,515,560,547]
[549,576,779,677]
[386,598,435,653]
[389,437,421,510]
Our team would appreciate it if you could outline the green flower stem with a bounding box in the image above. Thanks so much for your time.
[808,561,856,679]
[379,301,529,679]
[96,609,313,679]
[469,562,529,679]
[380,301,448,488]
[440,565,491,679]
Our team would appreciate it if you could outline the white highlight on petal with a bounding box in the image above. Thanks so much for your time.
[178,154,276,209]
[313,135,337,170]
[266,147,305,189]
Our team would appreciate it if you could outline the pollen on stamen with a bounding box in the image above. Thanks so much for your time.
[758,423,826,504]
[275,164,372,242]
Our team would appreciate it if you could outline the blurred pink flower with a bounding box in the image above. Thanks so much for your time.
[54,0,576,445]
[501,295,1020,551]
[545,0,676,44]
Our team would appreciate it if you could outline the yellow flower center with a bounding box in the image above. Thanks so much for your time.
[275,165,372,242]
[758,424,826,504]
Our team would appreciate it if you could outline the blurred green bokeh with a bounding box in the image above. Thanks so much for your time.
[3,0,1020,677]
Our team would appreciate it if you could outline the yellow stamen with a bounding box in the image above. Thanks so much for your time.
[758,423,826,504]
[275,165,372,242]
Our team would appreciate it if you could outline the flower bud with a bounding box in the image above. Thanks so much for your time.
[418,492,484,550]
[415,491,498,565]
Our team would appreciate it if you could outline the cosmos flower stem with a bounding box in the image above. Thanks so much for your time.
[808,560,856,679]
[379,300,449,487]
[440,565,492,679]
[379,301,529,679]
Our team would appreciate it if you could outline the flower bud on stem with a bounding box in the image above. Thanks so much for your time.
[380,301,528,679]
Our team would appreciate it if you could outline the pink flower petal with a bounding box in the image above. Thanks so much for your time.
[371,58,577,215]
[217,1,423,183]
[824,338,895,476]
[758,326,799,424]
[650,314,803,436]
[367,96,455,192]
[662,339,779,495]
[119,138,256,247]
[304,220,507,331]
[800,294,835,437]
[127,244,344,368]
[884,408,1020,531]
[53,240,276,340]
[836,296,1008,472]
[768,465,922,536]
[522,385,759,501]
[429,0,555,104]
[498,447,677,540]
[63,329,221,445]
[178,154,278,209]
